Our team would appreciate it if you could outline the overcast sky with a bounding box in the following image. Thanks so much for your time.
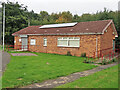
[2,0,120,15]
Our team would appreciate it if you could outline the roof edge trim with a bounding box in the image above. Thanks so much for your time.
[102,20,112,34]
[12,32,103,36]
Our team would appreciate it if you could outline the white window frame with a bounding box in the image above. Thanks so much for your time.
[30,39,36,45]
[43,38,47,46]
[57,37,80,47]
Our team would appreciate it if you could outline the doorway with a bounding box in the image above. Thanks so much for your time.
[21,37,28,50]
[113,40,115,52]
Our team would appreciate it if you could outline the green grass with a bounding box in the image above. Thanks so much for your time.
[0,77,2,90]
[2,52,97,88]
[57,65,118,88]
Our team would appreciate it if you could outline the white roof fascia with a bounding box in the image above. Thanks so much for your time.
[111,21,118,37]
[26,32,103,36]
[115,35,118,37]
[102,20,112,34]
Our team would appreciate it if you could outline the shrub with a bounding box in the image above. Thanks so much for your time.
[108,60,112,64]
[83,59,87,63]
[66,51,72,56]
[102,59,107,65]
[112,58,116,62]
[81,53,86,57]
[83,58,94,63]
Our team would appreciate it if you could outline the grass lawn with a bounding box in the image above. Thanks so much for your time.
[2,52,97,88]
[57,65,118,88]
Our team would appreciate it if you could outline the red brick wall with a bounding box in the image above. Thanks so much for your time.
[27,35,98,57]
[100,24,115,56]
[14,24,115,57]
[14,36,22,50]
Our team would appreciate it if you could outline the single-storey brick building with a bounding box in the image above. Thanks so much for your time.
[12,20,118,57]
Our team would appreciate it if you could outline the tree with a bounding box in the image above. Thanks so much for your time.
[39,11,49,21]
[98,8,110,20]
[73,14,79,22]
[0,7,2,45]
[4,2,28,44]
[56,11,73,23]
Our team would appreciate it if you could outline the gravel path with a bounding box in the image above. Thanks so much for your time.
[22,62,118,88]
[11,53,37,56]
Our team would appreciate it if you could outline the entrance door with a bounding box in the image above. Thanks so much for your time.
[113,40,115,52]
[21,37,28,50]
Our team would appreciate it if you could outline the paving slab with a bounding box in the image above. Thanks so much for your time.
[11,53,38,56]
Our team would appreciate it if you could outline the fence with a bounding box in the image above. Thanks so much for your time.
[6,45,120,60]
[6,45,30,51]
[93,47,120,60]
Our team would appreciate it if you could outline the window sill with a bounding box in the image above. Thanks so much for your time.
[43,45,47,47]
[57,46,80,48]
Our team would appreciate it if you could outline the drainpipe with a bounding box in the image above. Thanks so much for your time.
[96,35,98,57]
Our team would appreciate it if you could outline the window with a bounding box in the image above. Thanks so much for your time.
[43,38,47,46]
[30,39,36,45]
[58,40,68,46]
[57,37,80,47]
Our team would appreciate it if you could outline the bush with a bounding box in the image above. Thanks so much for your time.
[81,53,86,57]
[83,58,94,63]
[101,58,117,65]
[83,59,87,63]
[102,59,107,65]
[112,58,116,62]
[108,60,112,64]
[66,51,72,56]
